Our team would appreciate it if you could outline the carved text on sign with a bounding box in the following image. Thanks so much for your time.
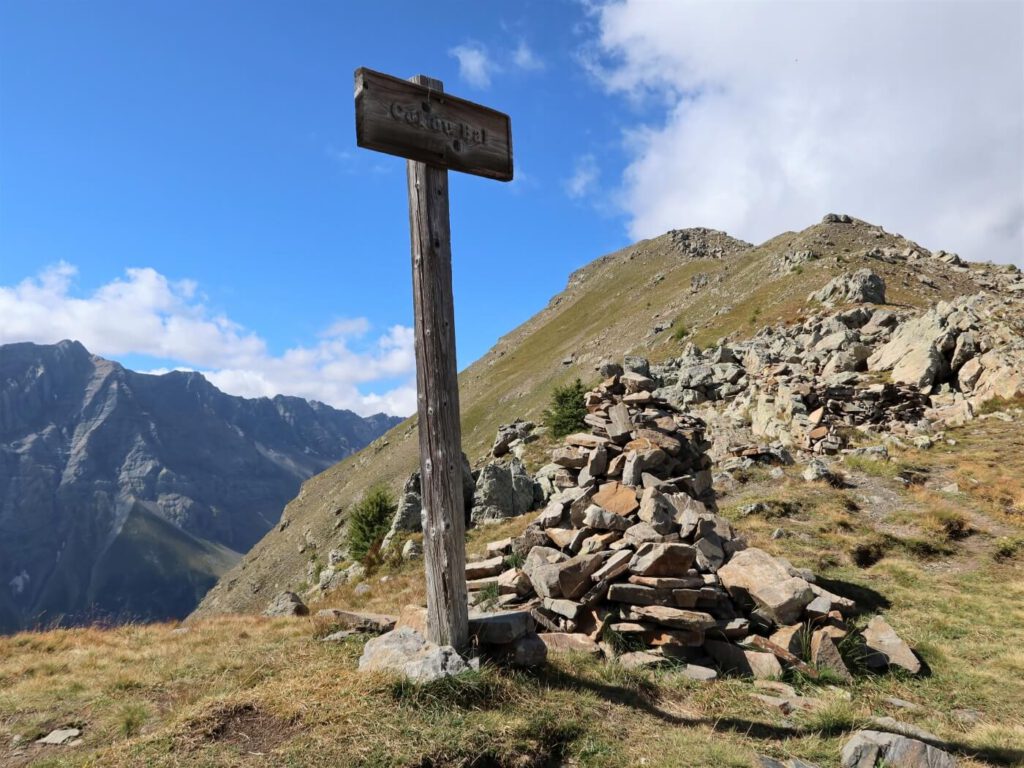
[389,102,487,148]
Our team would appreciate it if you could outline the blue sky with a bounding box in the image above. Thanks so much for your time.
[2,1,1021,416]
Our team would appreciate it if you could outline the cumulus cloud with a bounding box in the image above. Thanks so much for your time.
[588,0,1024,265]
[449,43,496,88]
[0,263,416,416]
[565,154,600,198]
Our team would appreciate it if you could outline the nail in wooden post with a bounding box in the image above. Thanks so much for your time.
[406,75,469,651]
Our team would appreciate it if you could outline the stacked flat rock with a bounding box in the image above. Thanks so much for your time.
[469,370,920,679]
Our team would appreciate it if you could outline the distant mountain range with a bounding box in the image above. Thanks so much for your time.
[0,340,401,632]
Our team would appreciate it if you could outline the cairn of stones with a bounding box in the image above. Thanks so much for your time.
[469,359,920,678]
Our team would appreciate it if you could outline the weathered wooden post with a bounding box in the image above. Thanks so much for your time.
[354,69,512,650]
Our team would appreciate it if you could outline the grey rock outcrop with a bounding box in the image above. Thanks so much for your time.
[264,591,308,617]
[840,730,956,768]
[809,269,886,305]
[470,459,540,523]
[491,419,535,457]
[380,453,475,550]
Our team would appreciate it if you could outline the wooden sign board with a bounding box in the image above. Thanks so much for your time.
[354,67,513,182]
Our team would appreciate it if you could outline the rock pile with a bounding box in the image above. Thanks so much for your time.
[649,289,1024,459]
[471,374,920,680]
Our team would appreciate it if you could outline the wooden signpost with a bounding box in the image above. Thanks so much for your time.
[354,68,513,651]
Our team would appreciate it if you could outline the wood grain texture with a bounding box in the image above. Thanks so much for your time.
[356,67,513,182]
[406,75,470,651]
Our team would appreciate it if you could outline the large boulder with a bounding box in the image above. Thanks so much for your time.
[383,453,476,548]
[718,548,814,624]
[809,269,886,305]
[471,462,515,522]
[471,459,539,524]
[510,459,541,515]
[891,344,946,389]
[968,348,1024,403]
[868,308,959,389]
[358,627,469,682]
[263,591,308,617]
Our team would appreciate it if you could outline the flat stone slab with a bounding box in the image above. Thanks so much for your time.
[315,609,396,634]
[629,542,696,577]
[617,651,667,670]
[36,728,81,746]
[593,481,640,516]
[539,632,602,656]
[863,616,921,674]
[679,663,718,681]
[622,605,716,631]
[705,639,783,679]
[466,555,507,580]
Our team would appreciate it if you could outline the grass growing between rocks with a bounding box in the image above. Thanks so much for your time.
[4,420,1024,767]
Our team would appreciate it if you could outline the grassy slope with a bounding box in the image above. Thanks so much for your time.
[194,217,989,619]
[2,413,1022,767]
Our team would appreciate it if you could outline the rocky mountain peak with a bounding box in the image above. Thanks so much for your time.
[0,341,402,633]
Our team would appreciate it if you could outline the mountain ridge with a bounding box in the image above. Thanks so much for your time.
[0,340,401,632]
[193,214,1018,619]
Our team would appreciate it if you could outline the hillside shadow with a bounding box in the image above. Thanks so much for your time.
[520,665,1024,767]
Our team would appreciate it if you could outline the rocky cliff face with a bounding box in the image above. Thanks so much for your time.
[0,340,401,632]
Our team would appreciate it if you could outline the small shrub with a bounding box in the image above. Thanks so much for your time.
[926,508,971,540]
[543,379,587,438]
[118,702,149,739]
[308,555,323,585]
[672,323,688,341]
[897,535,953,559]
[994,536,1024,561]
[504,551,526,570]
[835,620,870,675]
[346,486,397,562]
[600,625,647,657]
[475,582,500,612]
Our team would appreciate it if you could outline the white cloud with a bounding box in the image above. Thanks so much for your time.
[588,0,1024,265]
[449,43,496,88]
[565,154,600,198]
[0,263,416,416]
[513,40,544,71]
